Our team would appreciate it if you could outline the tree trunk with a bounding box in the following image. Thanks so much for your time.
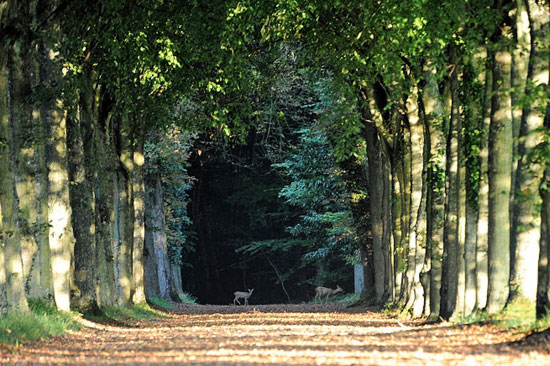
[131,121,146,304]
[145,173,171,299]
[422,62,447,319]
[538,152,550,317]
[68,71,98,312]
[533,0,550,319]
[113,114,133,306]
[441,50,463,319]
[404,86,428,317]
[364,118,392,305]
[487,28,513,313]
[511,0,549,305]
[94,91,116,308]
[476,50,493,312]
[0,39,29,314]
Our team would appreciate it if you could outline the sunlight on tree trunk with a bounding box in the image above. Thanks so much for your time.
[511,0,549,306]
[474,51,493,312]
[132,123,146,304]
[487,40,513,314]
[423,63,447,320]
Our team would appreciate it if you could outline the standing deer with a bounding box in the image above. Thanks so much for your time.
[233,288,254,305]
[314,285,343,303]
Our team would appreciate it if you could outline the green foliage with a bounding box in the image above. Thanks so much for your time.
[234,125,359,290]
[274,127,358,262]
[145,126,196,267]
[0,299,80,345]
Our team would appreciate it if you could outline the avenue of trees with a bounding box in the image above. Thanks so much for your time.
[1,0,550,322]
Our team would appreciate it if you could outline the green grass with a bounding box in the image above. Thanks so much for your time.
[0,299,80,346]
[147,293,197,310]
[83,301,167,325]
[457,298,548,336]
[147,296,176,310]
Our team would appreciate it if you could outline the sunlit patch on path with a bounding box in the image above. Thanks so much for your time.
[1,304,549,365]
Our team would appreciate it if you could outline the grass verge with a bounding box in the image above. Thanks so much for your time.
[83,301,167,326]
[457,297,550,337]
[0,299,80,346]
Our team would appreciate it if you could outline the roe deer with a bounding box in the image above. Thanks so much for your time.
[233,288,254,305]
[314,285,343,303]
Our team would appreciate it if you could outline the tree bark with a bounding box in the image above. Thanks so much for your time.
[422,62,447,319]
[364,116,392,305]
[145,173,171,300]
[487,26,513,313]
[113,114,133,306]
[511,0,548,305]
[404,86,428,317]
[441,49,463,319]
[476,50,493,312]
[131,121,146,304]
[0,37,29,314]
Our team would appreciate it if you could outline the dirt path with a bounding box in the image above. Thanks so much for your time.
[1,303,549,365]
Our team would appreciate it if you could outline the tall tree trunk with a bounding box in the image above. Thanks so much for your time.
[462,63,482,318]
[487,24,514,313]
[0,39,29,314]
[94,90,116,307]
[422,62,447,319]
[441,49,463,319]
[404,86,428,316]
[67,107,97,312]
[476,50,493,311]
[69,71,98,312]
[31,42,54,304]
[113,114,133,306]
[145,173,171,299]
[511,0,548,305]
[533,0,550,319]
[131,120,146,304]
[363,112,392,305]
[360,87,394,304]
[539,163,550,317]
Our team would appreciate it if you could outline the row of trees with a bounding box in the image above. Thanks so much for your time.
[0,0,234,313]
[260,0,550,318]
[2,0,549,321]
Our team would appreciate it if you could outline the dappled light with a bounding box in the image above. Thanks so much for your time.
[1,304,549,365]
[2,0,550,363]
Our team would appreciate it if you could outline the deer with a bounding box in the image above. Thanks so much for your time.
[314,285,343,303]
[233,288,254,305]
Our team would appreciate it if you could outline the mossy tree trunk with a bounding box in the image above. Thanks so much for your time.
[422,62,447,319]
[1,10,30,312]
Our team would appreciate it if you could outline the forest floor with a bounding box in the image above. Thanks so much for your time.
[1,303,550,365]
